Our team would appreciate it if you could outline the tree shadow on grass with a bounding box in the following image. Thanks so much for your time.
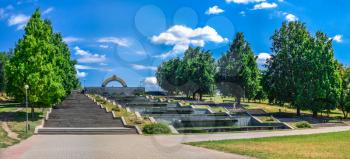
[0,111,43,122]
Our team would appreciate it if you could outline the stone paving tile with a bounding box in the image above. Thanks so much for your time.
[1,126,350,159]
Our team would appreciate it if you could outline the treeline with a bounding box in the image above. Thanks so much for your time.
[0,9,79,117]
[156,21,350,118]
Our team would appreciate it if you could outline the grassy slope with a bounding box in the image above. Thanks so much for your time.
[0,104,47,148]
[188,131,350,159]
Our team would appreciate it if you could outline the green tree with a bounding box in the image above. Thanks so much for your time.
[338,65,350,118]
[264,21,341,117]
[264,21,311,116]
[185,47,216,100]
[216,32,260,105]
[0,51,11,92]
[156,47,216,100]
[295,32,341,117]
[5,9,68,118]
[51,32,80,95]
[156,58,181,95]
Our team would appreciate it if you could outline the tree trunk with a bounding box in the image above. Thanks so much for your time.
[312,111,318,118]
[199,93,203,101]
[236,97,241,106]
[31,105,35,121]
[192,92,196,100]
[342,108,347,119]
[296,107,301,116]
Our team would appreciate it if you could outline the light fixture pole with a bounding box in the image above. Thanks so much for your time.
[24,84,29,133]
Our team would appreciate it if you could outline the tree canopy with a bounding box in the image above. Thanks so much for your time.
[216,32,260,104]
[5,9,79,109]
[156,47,215,100]
[263,21,341,117]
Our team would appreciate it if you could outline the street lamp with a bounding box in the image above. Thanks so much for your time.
[24,84,29,133]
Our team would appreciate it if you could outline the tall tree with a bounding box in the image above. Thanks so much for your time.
[338,65,350,118]
[216,32,260,105]
[51,32,80,95]
[5,9,69,118]
[264,22,311,116]
[295,32,341,117]
[0,51,11,92]
[156,58,181,95]
[185,47,216,100]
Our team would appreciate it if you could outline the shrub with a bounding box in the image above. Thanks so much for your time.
[142,123,171,134]
[295,121,312,128]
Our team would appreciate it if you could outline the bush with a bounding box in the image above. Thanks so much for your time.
[142,123,171,134]
[295,121,312,128]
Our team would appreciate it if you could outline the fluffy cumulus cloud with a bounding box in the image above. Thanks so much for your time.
[8,14,30,30]
[97,37,130,47]
[226,0,265,4]
[131,64,157,71]
[285,13,298,22]
[144,76,157,85]
[74,46,106,63]
[151,25,227,58]
[257,52,272,64]
[63,36,82,43]
[253,2,277,10]
[332,35,343,43]
[206,5,224,15]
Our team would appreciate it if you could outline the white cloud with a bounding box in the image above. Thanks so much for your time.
[257,53,272,64]
[76,70,87,78]
[240,11,246,16]
[99,45,109,49]
[63,37,82,43]
[98,37,130,47]
[152,25,227,59]
[253,2,277,10]
[226,0,265,4]
[74,46,106,63]
[144,76,157,85]
[42,7,54,15]
[285,13,298,22]
[206,5,224,15]
[131,64,157,71]
[332,35,343,43]
[75,65,97,70]
[8,14,30,30]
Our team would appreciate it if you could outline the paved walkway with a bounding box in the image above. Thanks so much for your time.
[1,126,350,159]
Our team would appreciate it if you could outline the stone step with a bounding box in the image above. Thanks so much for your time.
[44,121,124,127]
[37,127,136,135]
[42,92,137,134]
[48,114,115,119]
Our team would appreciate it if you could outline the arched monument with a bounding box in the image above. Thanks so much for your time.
[101,75,127,87]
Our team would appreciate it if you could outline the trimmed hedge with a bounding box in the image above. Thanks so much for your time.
[142,123,171,134]
[295,121,312,128]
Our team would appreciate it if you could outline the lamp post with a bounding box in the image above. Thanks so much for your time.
[24,84,29,133]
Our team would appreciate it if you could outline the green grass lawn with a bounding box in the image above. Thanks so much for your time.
[0,123,19,148]
[188,131,350,159]
[0,103,48,148]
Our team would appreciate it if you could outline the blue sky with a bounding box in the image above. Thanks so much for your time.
[0,0,349,89]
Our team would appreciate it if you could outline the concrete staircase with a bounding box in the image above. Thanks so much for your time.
[37,91,137,134]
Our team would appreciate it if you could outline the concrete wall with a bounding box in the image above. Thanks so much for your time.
[85,87,145,97]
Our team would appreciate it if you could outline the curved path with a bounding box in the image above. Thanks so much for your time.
[1,126,350,159]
